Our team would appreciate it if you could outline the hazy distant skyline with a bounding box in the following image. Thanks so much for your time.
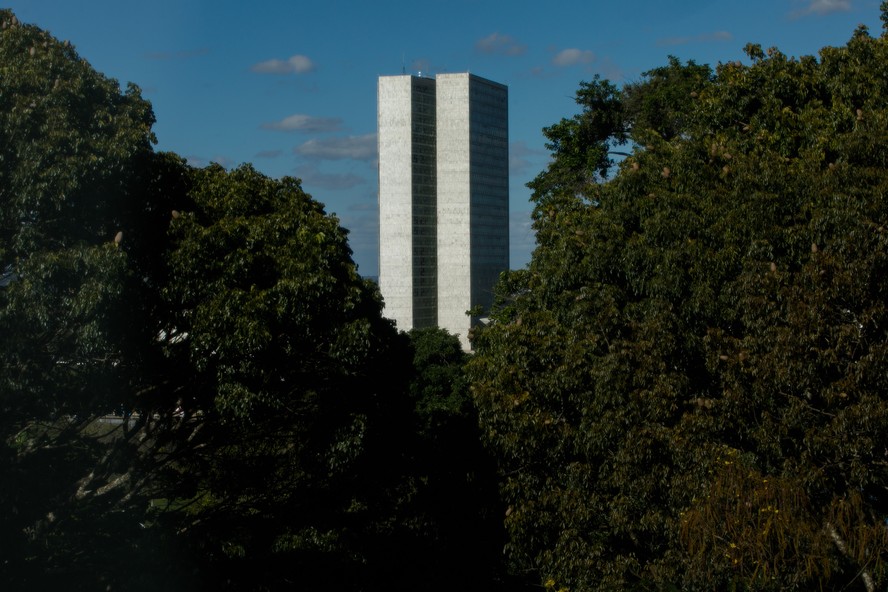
[5,0,882,276]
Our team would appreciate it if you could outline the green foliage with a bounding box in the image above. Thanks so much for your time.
[165,163,393,416]
[156,162,416,589]
[471,16,888,592]
[0,10,155,265]
[408,327,470,429]
[0,11,516,590]
[528,57,712,208]
[528,76,626,203]
[0,7,159,416]
[0,11,197,589]
[395,327,533,592]
[623,55,713,142]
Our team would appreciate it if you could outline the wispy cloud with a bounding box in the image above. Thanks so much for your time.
[409,58,434,76]
[145,48,209,61]
[528,65,555,79]
[294,134,377,161]
[510,210,535,269]
[509,140,541,178]
[186,155,234,169]
[185,155,208,168]
[293,164,367,191]
[251,55,315,74]
[337,199,379,276]
[476,32,527,56]
[348,201,377,213]
[553,48,595,67]
[657,30,733,46]
[261,114,343,133]
[791,0,851,17]
[212,156,235,169]
[255,149,283,159]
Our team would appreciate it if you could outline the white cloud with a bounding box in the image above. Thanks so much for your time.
[476,32,527,56]
[261,114,343,132]
[806,0,852,13]
[553,48,595,67]
[251,55,315,74]
[791,0,851,17]
[294,134,377,161]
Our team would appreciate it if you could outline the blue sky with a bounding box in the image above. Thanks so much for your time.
[5,0,884,276]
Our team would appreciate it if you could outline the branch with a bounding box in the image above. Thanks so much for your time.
[826,522,875,592]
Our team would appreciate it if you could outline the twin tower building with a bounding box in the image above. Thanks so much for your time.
[377,73,509,349]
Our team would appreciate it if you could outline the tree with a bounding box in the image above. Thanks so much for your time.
[1,12,513,590]
[470,12,888,591]
[527,57,713,207]
[123,162,417,590]
[0,34,414,579]
[386,327,519,591]
[0,10,197,589]
[622,55,713,143]
[0,8,159,422]
[526,75,626,204]
[0,12,413,589]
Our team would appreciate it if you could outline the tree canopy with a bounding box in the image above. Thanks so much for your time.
[0,11,184,587]
[0,10,513,591]
[9,5,888,591]
[153,162,487,591]
[471,13,888,592]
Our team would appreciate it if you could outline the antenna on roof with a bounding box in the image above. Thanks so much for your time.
[402,52,406,75]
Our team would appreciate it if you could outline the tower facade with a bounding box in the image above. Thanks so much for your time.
[378,73,508,349]
[378,75,437,329]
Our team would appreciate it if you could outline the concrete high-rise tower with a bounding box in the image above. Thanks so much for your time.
[378,73,508,349]
[377,75,438,330]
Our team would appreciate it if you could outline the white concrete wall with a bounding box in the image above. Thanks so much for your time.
[436,73,509,349]
[378,73,507,350]
[378,75,417,331]
[436,74,473,347]
[378,75,437,331]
